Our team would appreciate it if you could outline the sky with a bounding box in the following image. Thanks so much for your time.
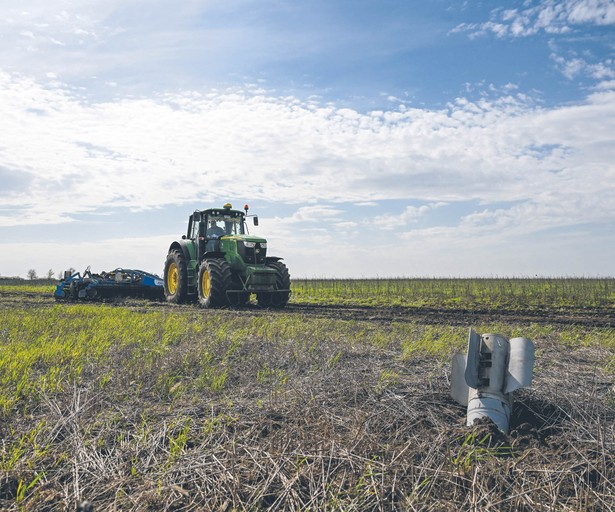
[1,0,614,279]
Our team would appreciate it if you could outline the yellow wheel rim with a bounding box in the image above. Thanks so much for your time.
[167,262,178,295]
[201,268,211,298]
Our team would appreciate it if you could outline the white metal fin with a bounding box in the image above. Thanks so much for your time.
[450,352,469,406]
[504,337,535,393]
[464,328,481,389]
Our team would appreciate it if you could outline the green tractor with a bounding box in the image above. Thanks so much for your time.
[163,203,291,308]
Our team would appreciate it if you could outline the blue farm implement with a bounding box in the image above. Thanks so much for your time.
[54,267,164,301]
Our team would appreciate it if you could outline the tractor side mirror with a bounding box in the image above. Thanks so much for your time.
[253,216,259,226]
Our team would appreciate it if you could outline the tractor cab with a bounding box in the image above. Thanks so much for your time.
[186,204,249,258]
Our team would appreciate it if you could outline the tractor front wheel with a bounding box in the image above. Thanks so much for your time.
[198,259,232,308]
[164,249,188,304]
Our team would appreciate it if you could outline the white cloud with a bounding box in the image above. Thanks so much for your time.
[373,204,439,230]
[454,0,615,39]
[551,54,587,79]
[0,70,614,240]
[551,53,615,81]
[596,79,615,89]
[286,206,344,223]
[567,0,615,24]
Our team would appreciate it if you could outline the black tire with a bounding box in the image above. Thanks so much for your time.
[257,261,291,308]
[164,249,188,304]
[198,259,232,308]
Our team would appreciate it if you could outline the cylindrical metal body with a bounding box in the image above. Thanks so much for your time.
[466,334,512,433]
[466,389,512,433]
[480,334,509,392]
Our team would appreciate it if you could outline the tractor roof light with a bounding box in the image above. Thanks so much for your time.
[450,328,535,434]
[244,204,249,213]
[223,203,232,210]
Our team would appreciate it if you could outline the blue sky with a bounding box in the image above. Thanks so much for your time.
[1,0,614,278]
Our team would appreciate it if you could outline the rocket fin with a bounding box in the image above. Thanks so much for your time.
[451,352,469,406]
[504,337,535,393]
[464,328,481,389]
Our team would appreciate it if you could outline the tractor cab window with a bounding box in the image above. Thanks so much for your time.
[189,214,201,239]
[205,214,244,238]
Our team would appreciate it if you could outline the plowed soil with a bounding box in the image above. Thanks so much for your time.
[278,303,615,328]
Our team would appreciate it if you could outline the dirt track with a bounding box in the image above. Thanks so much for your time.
[281,303,615,328]
[4,287,614,329]
[154,300,615,329]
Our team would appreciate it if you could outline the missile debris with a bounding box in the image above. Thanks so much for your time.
[451,329,535,434]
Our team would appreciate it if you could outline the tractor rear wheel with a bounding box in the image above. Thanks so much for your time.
[198,258,232,308]
[164,249,188,304]
[257,261,291,308]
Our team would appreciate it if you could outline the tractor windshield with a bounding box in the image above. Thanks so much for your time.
[206,213,245,237]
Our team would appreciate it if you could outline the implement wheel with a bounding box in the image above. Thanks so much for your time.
[164,249,188,304]
[198,259,232,308]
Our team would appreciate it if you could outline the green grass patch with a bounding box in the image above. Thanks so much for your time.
[2,300,613,419]
[291,277,615,309]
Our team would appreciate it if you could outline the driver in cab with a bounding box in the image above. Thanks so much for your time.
[206,220,225,239]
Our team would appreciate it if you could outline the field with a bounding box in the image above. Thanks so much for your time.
[1,278,614,511]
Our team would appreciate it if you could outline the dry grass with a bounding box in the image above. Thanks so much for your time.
[2,333,614,511]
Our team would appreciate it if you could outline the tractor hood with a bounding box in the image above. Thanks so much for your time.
[221,235,268,266]
[222,234,267,244]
